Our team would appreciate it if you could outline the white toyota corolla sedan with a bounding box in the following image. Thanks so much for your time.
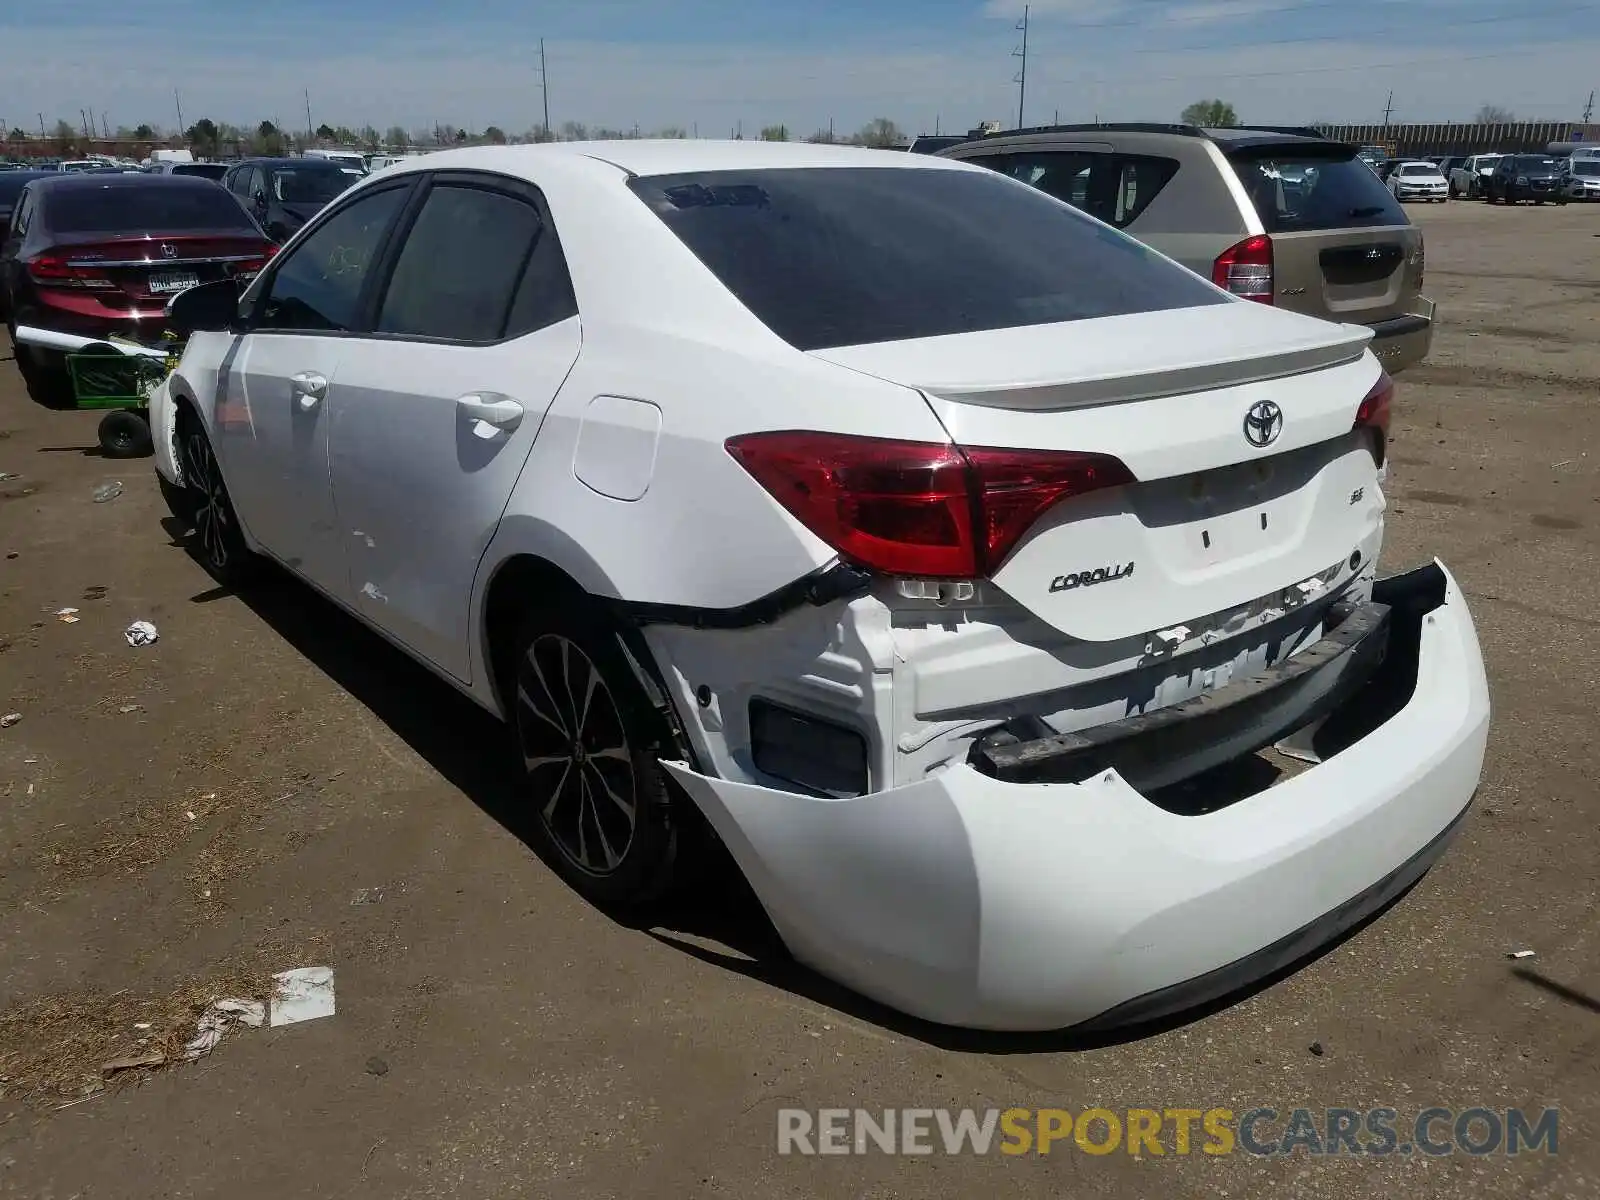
[151,141,1489,1032]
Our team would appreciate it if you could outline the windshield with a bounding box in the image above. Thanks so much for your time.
[1228,149,1406,232]
[1515,156,1557,171]
[629,166,1226,351]
[45,183,259,233]
[270,167,352,204]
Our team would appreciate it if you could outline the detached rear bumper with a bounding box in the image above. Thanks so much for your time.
[662,560,1489,1032]
[1368,298,1434,375]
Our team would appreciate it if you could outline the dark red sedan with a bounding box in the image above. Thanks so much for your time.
[1,173,276,373]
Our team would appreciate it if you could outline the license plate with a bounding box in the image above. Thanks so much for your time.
[148,272,199,295]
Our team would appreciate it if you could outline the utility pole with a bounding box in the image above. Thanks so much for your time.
[102,111,110,141]
[1381,90,1395,127]
[1583,89,1595,123]
[305,89,314,141]
[174,89,184,134]
[828,116,834,142]
[38,113,46,139]
[1013,4,1030,130]
[538,39,551,138]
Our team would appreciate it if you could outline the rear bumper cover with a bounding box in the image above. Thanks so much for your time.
[1368,299,1434,375]
[662,560,1489,1032]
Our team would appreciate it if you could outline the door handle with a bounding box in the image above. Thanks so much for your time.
[291,371,326,410]
[456,393,524,435]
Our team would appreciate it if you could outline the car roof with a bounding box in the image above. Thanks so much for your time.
[372,139,977,180]
[26,171,227,194]
[233,157,347,168]
[933,122,1345,154]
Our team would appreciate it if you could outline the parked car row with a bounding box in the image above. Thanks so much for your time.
[1443,151,1599,202]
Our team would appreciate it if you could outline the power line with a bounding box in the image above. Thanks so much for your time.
[1012,3,1029,129]
[537,37,551,137]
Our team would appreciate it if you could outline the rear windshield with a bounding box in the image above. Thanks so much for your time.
[172,163,228,180]
[269,167,351,204]
[44,183,256,232]
[1228,148,1406,233]
[627,166,1226,351]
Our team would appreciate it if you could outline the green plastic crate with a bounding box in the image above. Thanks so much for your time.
[65,352,164,411]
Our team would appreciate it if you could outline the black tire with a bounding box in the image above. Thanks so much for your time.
[509,605,680,910]
[175,408,256,585]
[98,409,153,458]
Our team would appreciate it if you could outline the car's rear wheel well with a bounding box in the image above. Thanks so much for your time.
[483,555,587,714]
[482,554,694,763]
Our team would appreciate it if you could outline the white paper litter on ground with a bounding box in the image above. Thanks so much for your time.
[270,967,336,1027]
[0,713,21,729]
[124,620,159,647]
[1508,949,1536,960]
[183,998,267,1061]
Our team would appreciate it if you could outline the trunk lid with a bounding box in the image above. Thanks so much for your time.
[812,306,1385,643]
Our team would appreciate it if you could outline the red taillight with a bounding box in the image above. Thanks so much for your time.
[1212,234,1274,303]
[1354,370,1394,466]
[725,431,1135,578]
[26,251,115,290]
[26,252,73,281]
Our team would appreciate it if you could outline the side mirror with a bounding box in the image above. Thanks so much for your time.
[165,277,241,337]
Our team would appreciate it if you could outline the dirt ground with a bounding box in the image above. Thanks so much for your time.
[1,197,1598,1199]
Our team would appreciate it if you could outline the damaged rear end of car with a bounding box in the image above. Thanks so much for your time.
[610,158,1489,1032]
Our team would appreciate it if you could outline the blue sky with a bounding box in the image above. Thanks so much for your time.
[2,1,1594,137]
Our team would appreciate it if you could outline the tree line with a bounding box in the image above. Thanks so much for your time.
[5,114,911,158]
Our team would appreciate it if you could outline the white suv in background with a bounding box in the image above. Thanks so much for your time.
[151,142,1490,1033]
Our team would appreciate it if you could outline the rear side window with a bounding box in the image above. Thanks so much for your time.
[629,166,1224,351]
[376,184,543,341]
[1228,149,1406,233]
[257,186,407,332]
[43,183,258,233]
[985,151,1179,230]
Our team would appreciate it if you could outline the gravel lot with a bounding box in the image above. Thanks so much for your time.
[1,197,1597,1199]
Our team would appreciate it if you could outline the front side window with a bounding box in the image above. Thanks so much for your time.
[628,166,1224,351]
[376,184,544,341]
[256,186,406,332]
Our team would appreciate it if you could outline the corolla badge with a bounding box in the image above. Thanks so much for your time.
[1050,563,1135,593]
[1243,400,1283,448]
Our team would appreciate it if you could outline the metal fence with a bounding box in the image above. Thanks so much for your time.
[1313,121,1600,155]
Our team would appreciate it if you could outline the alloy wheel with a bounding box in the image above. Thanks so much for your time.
[516,633,638,876]
[183,429,232,572]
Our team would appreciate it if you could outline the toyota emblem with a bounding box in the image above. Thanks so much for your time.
[1243,400,1283,448]
[160,243,178,259]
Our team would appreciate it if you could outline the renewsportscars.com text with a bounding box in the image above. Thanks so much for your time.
[777,1106,1559,1157]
